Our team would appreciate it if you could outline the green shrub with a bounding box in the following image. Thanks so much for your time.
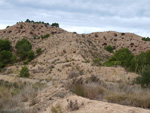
[0,39,16,69]
[0,50,13,67]
[27,51,35,62]
[104,48,150,73]
[105,61,121,66]
[25,19,30,23]
[20,66,30,78]
[129,51,150,73]
[104,45,114,53]
[10,55,17,63]
[104,48,134,68]
[25,19,50,26]
[51,23,59,27]
[0,39,11,52]
[44,34,50,38]
[136,66,150,87]
[36,48,42,54]
[41,34,50,39]
[130,52,146,72]
[15,38,32,60]
[6,26,10,28]
[146,51,150,65]
[142,37,150,41]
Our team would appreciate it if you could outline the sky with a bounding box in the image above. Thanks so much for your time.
[0,0,150,37]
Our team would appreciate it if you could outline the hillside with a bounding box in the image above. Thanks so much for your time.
[0,22,150,113]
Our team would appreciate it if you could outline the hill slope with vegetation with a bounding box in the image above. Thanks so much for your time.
[0,20,150,113]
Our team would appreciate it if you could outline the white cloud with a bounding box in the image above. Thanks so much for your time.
[0,0,150,37]
[62,25,150,37]
[0,24,7,29]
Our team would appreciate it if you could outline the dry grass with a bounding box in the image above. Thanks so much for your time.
[105,91,150,108]
[66,76,150,109]
[0,109,37,113]
[19,85,38,102]
[83,83,104,100]
[0,80,41,112]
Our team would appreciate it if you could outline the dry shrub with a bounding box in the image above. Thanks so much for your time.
[71,84,84,97]
[66,76,150,109]
[83,83,105,100]
[0,86,12,98]
[70,82,105,100]
[67,99,79,111]
[68,71,82,79]
[104,92,129,105]
[51,104,63,113]
[19,85,38,102]
[104,91,150,108]
[0,82,39,112]
[128,93,150,108]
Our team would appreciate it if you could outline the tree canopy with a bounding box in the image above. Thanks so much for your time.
[15,38,33,60]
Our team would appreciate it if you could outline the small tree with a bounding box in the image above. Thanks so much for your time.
[0,39,11,52]
[20,66,30,78]
[25,19,30,23]
[15,38,32,60]
[0,50,13,67]
[129,51,150,73]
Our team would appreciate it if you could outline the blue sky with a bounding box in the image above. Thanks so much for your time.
[0,0,150,36]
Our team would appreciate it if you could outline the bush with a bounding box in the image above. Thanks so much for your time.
[20,66,30,78]
[0,39,16,69]
[136,66,150,87]
[104,48,134,68]
[142,37,150,41]
[104,48,150,87]
[0,80,39,112]
[15,38,32,60]
[25,19,50,26]
[104,48,150,74]
[0,39,11,52]
[129,51,150,73]
[36,48,42,55]
[41,34,50,39]
[130,52,146,72]
[27,51,35,62]
[51,23,59,27]
[0,50,13,68]
[104,45,114,53]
